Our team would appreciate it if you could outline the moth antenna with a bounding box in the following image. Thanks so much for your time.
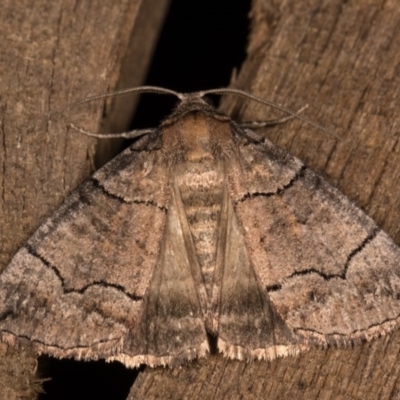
[55,86,183,115]
[201,88,342,141]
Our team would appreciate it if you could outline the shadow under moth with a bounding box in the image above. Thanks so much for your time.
[1,86,400,368]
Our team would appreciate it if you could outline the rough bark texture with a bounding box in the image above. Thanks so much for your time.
[128,1,400,399]
[0,0,169,398]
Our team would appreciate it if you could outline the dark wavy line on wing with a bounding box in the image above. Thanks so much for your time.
[266,227,380,292]
[292,314,400,339]
[24,244,143,301]
[237,165,307,203]
[91,178,167,211]
[0,330,120,351]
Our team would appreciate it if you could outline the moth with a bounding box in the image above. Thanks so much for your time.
[1,86,400,368]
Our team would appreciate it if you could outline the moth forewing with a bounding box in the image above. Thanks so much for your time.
[1,88,400,368]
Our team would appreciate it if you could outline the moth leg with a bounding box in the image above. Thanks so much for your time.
[238,105,308,129]
[69,123,157,139]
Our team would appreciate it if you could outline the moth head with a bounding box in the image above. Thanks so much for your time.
[167,92,218,121]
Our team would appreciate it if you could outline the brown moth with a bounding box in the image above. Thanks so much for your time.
[1,87,400,368]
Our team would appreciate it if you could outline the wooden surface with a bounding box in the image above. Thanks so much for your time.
[128,0,400,399]
[0,0,169,398]
[2,0,400,399]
